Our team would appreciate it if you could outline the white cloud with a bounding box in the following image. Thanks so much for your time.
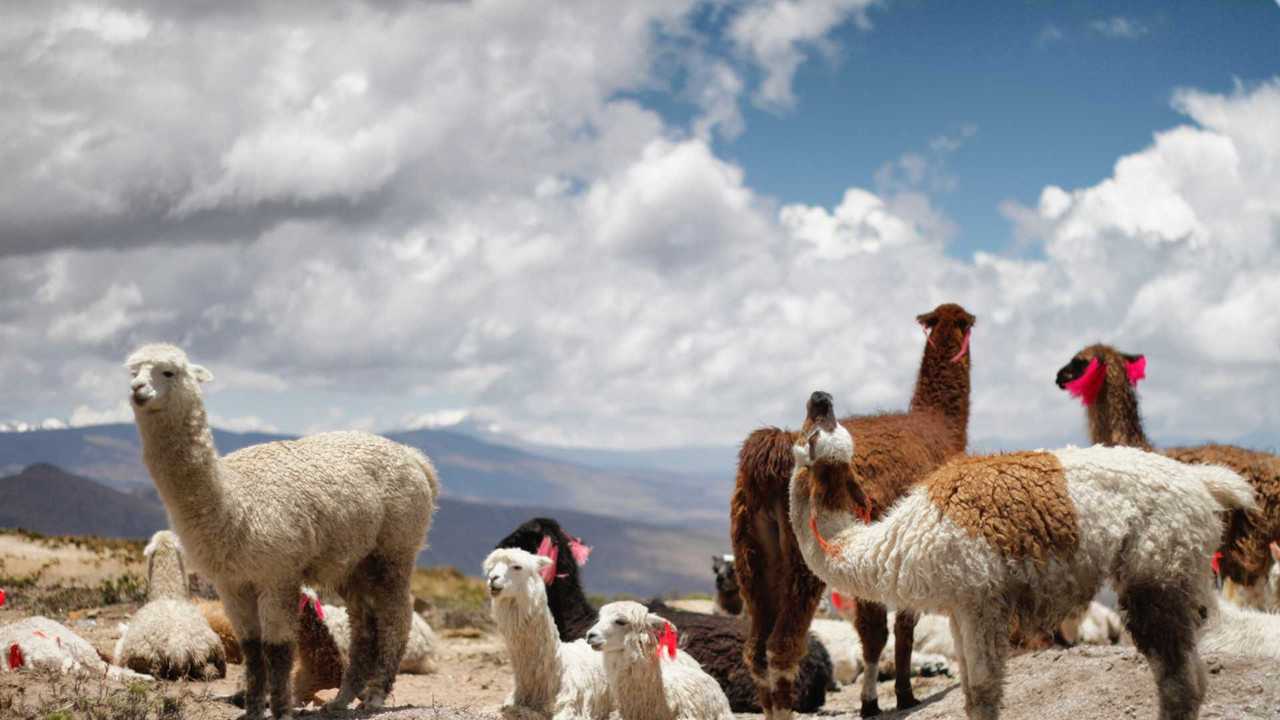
[1091,17,1149,39]
[69,402,132,427]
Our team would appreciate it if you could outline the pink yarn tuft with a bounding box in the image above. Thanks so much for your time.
[536,535,559,585]
[568,537,592,567]
[1064,357,1105,406]
[1125,355,1146,386]
[950,329,972,363]
[658,622,678,660]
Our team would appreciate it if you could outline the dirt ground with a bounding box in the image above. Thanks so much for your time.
[2,533,1279,719]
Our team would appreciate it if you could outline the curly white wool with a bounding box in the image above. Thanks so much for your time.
[3,617,150,680]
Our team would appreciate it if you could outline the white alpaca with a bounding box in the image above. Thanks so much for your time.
[1221,542,1280,612]
[483,548,611,720]
[1199,597,1280,659]
[126,343,439,718]
[1058,601,1124,646]
[113,530,226,679]
[808,618,950,686]
[585,601,732,720]
[310,594,440,674]
[3,617,151,680]
[789,391,1254,720]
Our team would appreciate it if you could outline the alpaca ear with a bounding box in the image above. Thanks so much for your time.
[1270,541,1279,562]
[647,613,671,633]
[534,555,554,570]
[1121,354,1145,386]
[189,364,214,383]
[916,311,938,328]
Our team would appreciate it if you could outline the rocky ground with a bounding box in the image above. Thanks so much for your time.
[2,532,1278,719]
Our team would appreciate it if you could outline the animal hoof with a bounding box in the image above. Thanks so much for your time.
[323,698,352,712]
[361,689,387,709]
[860,699,881,717]
[897,693,921,710]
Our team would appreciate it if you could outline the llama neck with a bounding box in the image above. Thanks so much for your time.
[136,400,232,533]
[787,465,890,603]
[493,591,562,709]
[547,575,599,641]
[908,334,970,451]
[1086,377,1151,450]
[604,647,668,720]
[147,550,188,601]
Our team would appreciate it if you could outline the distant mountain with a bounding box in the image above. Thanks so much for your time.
[0,463,726,596]
[0,423,730,527]
[0,464,169,538]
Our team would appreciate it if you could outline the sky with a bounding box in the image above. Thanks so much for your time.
[1,0,1278,452]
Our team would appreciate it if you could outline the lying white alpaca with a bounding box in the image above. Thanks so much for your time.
[484,548,611,720]
[808,618,950,686]
[790,391,1254,720]
[114,531,226,679]
[586,601,732,720]
[1199,596,1280,659]
[1221,542,1280,612]
[1058,601,1124,646]
[3,617,150,680]
[126,344,439,718]
[306,590,439,674]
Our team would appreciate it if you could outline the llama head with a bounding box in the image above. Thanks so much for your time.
[1055,344,1145,406]
[794,391,872,523]
[495,517,590,588]
[483,548,552,604]
[916,303,976,365]
[712,554,737,595]
[586,601,676,660]
[125,343,213,417]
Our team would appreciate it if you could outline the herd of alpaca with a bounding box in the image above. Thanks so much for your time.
[0,319,1274,720]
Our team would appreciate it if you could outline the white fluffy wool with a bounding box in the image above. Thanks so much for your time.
[484,548,612,720]
[3,617,150,680]
[792,438,1254,720]
[318,603,439,674]
[1057,601,1123,646]
[807,618,951,686]
[1199,597,1280,659]
[113,599,226,679]
[586,601,732,720]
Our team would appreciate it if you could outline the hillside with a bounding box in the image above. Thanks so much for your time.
[0,463,728,596]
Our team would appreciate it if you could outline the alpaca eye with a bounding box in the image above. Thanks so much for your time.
[614,619,627,626]
[163,371,175,378]
[512,566,522,571]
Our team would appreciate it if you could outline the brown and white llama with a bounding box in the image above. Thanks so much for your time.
[730,302,973,719]
[1056,344,1280,591]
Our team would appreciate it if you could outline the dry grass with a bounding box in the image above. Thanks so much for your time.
[0,528,145,564]
[0,669,221,720]
[411,567,491,631]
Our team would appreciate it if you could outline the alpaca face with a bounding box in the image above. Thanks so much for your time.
[585,601,666,654]
[916,303,976,364]
[795,391,853,469]
[1055,344,1144,392]
[482,548,551,600]
[125,344,213,415]
[712,554,737,594]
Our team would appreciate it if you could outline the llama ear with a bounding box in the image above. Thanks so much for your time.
[916,311,938,328]
[1121,354,1145,386]
[533,555,554,570]
[189,364,214,383]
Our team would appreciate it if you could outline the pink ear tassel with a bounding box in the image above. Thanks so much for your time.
[536,535,559,585]
[950,329,971,363]
[1125,356,1146,386]
[1064,357,1105,406]
[568,537,592,567]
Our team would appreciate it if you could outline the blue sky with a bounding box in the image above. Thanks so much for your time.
[0,1,1277,450]
[710,0,1280,258]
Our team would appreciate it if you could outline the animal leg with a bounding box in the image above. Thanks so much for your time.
[736,511,781,717]
[1120,584,1207,720]
[364,558,414,708]
[948,614,970,707]
[259,586,301,719]
[219,583,265,719]
[893,609,920,709]
[764,582,823,720]
[854,599,889,717]
[956,608,1009,720]
[328,591,378,710]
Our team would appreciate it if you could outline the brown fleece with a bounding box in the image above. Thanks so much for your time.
[730,303,973,714]
[926,452,1080,562]
[292,599,345,706]
[196,599,243,664]
[1060,343,1280,584]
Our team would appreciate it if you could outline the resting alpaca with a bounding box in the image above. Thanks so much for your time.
[791,391,1254,720]
[732,303,973,718]
[496,518,833,713]
[1055,344,1280,590]
[484,549,611,720]
[586,602,732,720]
[711,555,742,616]
[113,531,226,679]
[126,343,439,718]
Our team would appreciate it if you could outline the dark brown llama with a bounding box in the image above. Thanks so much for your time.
[731,303,973,719]
[1056,343,1280,587]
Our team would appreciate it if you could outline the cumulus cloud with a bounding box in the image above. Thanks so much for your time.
[1091,17,1150,39]
[0,2,1276,453]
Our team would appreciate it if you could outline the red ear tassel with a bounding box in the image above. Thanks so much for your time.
[658,622,678,660]
[1125,356,1146,386]
[7,642,22,670]
[536,536,559,585]
[0,588,6,608]
[831,591,846,612]
[1211,551,1222,575]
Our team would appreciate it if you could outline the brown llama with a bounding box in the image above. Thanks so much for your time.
[1056,343,1280,588]
[731,303,973,719]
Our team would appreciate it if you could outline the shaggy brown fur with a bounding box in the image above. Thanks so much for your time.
[731,303,973,718]
[1057,344,1280,585]
[196,600,242,664]
[292,595,345,707]
[926,452,1080,562]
